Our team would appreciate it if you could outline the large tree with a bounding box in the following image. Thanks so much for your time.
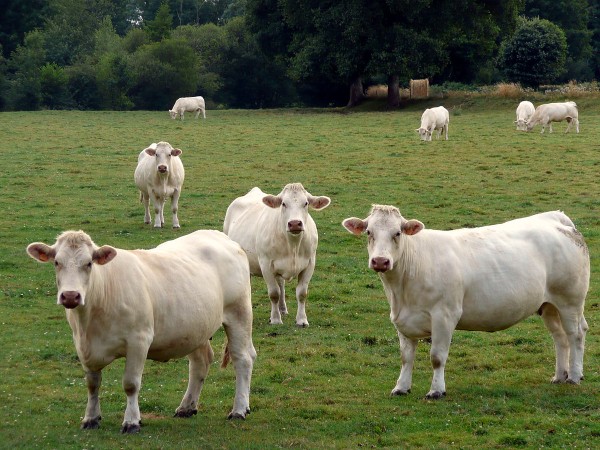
[247,0,522,107]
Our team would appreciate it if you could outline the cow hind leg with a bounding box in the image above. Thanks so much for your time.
[171,190,181,229]
[295,266,314,327]
[175,342,214,418]
[557,306,587,384]
[222,314,256,419]
[81,370,102,429]
[141,192,151,224]
[540,303,569,383]
[277,277,288,316]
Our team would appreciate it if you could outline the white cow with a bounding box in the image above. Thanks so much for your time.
[514,100,535,131]
[526,101,579,133]
[169,96,206,120]
[343,206,589,399]
[415,106,449,141]
[26,230,256,433]
[134,141,185,228]
[223,183,331,327]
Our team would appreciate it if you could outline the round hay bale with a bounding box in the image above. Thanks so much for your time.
[410,79,429,99]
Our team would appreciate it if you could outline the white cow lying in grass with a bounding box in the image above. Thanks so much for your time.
[526,101,579,133]
[27,230,256,433]
[416,106,449,141]
[134,142,185,228]
[514,100,535,131]
[343,207,589,399]
[224,183,331,327]
[169,96,206,120]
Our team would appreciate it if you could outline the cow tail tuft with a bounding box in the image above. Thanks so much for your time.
[221,339,231,368]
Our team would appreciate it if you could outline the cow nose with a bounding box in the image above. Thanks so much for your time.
[288,220,303,233]
[371,257,391,272]
[60,291,81,309]
[158,165,167,173]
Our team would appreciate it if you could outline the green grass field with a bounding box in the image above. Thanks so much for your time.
[1,97,599,449]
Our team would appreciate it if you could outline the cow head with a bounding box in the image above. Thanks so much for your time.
[27,231,117,309]
[262,183,330,235]
[343,205,424,273]
[169,110,178,119]
[515,119,527,131]
[415,127,432,141]
[144,141,182,174]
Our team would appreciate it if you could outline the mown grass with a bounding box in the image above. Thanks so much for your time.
[0,98,599,449]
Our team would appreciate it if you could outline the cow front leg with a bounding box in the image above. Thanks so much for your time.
[150,194,164,228]
[171,189,181,229]
[81,370,102,429]
[426,314,456,399]
[175,342,214,418]
[263,270,283,324]
[391,332,417,396]
[295,263,315,327]
[121,351,147,433]
[277,277,288,315]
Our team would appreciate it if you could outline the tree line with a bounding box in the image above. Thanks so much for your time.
[1,0,599,111]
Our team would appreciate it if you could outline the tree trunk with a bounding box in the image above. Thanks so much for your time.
[387,75,400,107]
[347,77,365,107]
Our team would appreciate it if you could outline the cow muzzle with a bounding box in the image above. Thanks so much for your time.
[59,291,82,309]
[157,165,168,174]
[287,220,304,234]
[370,257,391,273]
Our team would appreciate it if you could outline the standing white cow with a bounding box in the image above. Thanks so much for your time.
[134,141,185,228]
[526,101,579,133]
[26,230,256,433]
[223,183,331,327]
[169,96,206,120]
[343,206,589,399]
[514,100,535,131]
[416,106,449,141]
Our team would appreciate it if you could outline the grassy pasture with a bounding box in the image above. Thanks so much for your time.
[1,97,599,449]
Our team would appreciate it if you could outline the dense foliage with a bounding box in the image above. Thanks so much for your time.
[0,0,599,109]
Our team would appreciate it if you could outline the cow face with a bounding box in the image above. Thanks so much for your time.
[169,110,177,119]
[144,142,182,174]
[263,183,330,235]
[515,119,527,131]
[416,127,432,141]
[343,205,423,273]
[27,231,117,309]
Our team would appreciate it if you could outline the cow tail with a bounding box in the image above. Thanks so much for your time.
[221,339,231,368]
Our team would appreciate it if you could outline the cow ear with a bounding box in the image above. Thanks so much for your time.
[309,195,331,210]
[144,147,156,156]
[342,218,367,236]
[93,246,117,265]
[171,148,182,157]
[402,220,424,236]
[27,243,55,263]
[262,195,282,208]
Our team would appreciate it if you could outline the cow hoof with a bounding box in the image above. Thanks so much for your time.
[425,391,446,400]
[174,408,197,418]
[296,322,309,328]
[120,422,141,434]
[566,378,581,385]
[81,416,101,429]
[391,388,411,396]
[227,412,246,420]
[269,319,283,325]
[173,225,181,229]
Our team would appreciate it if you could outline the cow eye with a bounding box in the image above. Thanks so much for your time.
[304,201,308,207]
[282,202,287,208]
[86,262,92,269]
[394,231,401,238]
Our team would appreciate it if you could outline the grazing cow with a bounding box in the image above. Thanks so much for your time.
[342,206,589,399]
[134,141,185,228]
[26,230,256,433]
[526,101,579,133]
[514,100,535,131]
[169,96,206,120]
[223,183,331,327]
[415,106,449,141]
